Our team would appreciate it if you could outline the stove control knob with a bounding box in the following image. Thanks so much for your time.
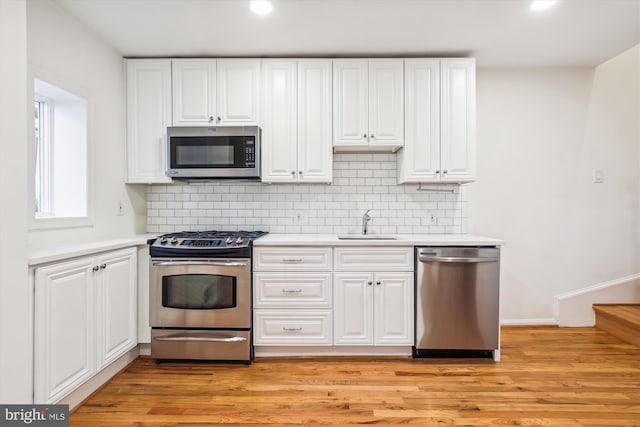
[160,237,168,245]
[226,237,233,245]
[171,237,179,245]
[236,237,244,244]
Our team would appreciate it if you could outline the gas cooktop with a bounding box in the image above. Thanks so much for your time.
[148,230,268,258]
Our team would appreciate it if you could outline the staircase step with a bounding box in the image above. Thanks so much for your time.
[593,304,640,348]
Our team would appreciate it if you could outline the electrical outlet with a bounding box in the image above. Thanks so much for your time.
[428,212,436,225]
[116,201,124,216]
[294,211,307,224]
[593,169,604,183]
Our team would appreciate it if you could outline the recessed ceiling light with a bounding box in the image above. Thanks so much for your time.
[250,0,273,15]
[530,0,558,12]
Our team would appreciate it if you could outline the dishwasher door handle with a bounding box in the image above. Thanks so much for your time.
[418,256,499,263]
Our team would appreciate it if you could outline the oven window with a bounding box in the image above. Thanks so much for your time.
[162,274,236,310]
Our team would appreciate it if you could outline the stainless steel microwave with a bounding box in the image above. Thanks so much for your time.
[166,126,261,180]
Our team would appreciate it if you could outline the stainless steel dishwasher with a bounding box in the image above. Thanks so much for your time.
[414,247,500,358]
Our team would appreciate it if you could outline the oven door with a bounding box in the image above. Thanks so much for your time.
[150,258,251,329]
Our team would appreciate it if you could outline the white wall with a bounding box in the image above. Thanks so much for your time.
[0,0,31,403]
[26,0,143,251]
[469,45,640,323]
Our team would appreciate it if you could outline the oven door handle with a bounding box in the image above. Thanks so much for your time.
[152,261,249,267]
[153,334,247,343]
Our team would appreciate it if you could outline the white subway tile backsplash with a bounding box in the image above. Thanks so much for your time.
[146,153,467,234]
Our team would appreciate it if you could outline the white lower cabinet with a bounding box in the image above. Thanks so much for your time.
[333,247,414,346]
[34,248,137,404]
[253,247,333,346]
[334,271,413,345]
[253,246,414,354]
[254,311,332,345]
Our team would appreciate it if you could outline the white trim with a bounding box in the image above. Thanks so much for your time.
[255,346,412,357]
[555,273,640,301]
[554,273,640,327]
[500,318,558,326]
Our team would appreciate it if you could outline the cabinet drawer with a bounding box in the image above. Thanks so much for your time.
[254,311,332,345]
[334,247,413,271]
[254,272,332,308]
[253,247,332,271]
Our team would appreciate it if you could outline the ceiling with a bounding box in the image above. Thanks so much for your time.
[55,0,640,67]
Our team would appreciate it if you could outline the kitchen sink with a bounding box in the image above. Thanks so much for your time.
[337,234,398,240]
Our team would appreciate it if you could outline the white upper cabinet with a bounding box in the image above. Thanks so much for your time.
[440,58,476,183]
[172,59,217,126]
[217,59,260,125]
[333,59,403,151]
[125,59,172,183]
[261,59,298,182]
[398,59,440,182]
[261,59,332,183]
[398,58,476,183]
[297,60,333,182]
[172,58,260,126]
[368,60,404,148]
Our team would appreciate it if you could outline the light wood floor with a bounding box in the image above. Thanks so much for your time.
[71,326,640,426]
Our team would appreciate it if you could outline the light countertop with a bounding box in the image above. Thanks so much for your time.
[28,235,154,266]
[253,234,504,247]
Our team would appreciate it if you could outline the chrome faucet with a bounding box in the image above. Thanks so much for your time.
[362,210,371,235]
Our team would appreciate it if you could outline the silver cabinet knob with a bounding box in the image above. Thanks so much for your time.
[435,170,440,174]
[209,116,214,122]
[217,116,221,122]
[363,133,367,139]
[370,134,375,139]
[291,171,295,175]
[299,171,303,175]
[443,170,448,174]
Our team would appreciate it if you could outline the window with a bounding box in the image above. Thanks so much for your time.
[34,97,52,217]
[32,79,88,223]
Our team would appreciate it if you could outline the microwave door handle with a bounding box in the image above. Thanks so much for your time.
[152,261,249,267]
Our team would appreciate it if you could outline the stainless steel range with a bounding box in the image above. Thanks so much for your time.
[148,230,267,363]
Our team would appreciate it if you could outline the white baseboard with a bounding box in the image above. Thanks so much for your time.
[500,318,558,326]
[555,273,640,327]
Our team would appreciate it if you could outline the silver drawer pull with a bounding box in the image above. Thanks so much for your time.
[282,289,302,294]
[282,258,303,263]
[282,327,303,333]
[154,334,246,343]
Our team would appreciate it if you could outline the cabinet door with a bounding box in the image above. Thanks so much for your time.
[217,59,260,124]
[333,59,368,147]
[34,257,96,404]
[440,58,476,183]
[334,272,373,345]
[172,59,217,126]
[297,59,333,183]
[373,272,414,345]
[96,248,137,370]
[369,59,404,148]
[125,59,172,183]
[398,59,440,183]
[261,60,298,183]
